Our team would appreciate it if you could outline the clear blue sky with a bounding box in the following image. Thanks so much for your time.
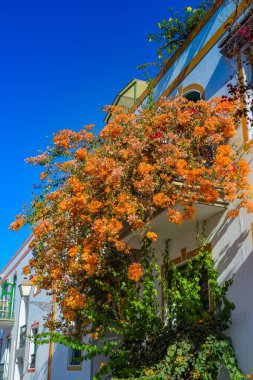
[0,0,200,269]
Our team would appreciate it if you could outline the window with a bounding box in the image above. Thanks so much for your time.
[28,326,38,371]
[19,325,26,348]
[177,83,204,99]
[67,348,82,371]
[184,91,201,102]
[0,280,15,320]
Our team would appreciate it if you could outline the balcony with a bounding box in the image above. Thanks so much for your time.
[0,300,14,328]
[219,8,253,58]
[123,201,227,249]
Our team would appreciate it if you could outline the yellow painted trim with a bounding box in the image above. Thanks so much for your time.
[132,0,225,111]
[47,295,56,380]
[177,85,184,97]
[67,346,83,371]
[161,1,249,101]
[237,53,249,143]
[132,0,250,112]
[67,365,82,371]
[182,83,205,99]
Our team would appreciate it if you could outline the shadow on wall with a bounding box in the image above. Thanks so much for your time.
[209,213,253,374]
[216,229,249,279]
[223,247,253,375]
[208,211,250,281]
[21,353,48,380]
[153,15,215,101]
[204,54,236,99]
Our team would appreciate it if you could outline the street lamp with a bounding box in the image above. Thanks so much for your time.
[18,278,52,312]
[18,278,32,298]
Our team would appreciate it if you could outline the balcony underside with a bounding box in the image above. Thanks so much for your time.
[0,318,15,328]
[123,202,227,249]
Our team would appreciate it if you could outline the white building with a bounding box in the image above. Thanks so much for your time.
[0,235,92,380]
[1,0,253,378]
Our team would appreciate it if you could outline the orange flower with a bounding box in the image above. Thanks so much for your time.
[68,246,78,257]
[193,126,206,137]
[87,200,102,213]
[89,332,99,340]
[46,190,62,201]
[138,162,153,176]
[146,231,158,241]
[238,158,250,176]
[168,209,183,224]
[53,129,73,149]
[127,262,144,282]
[226,209,239,218]
[40,172,48,181]
[75,148,88,160]
[153,193,171,208]
[9,217,24,231]
[82,251,99,276]
[22,265,30,275]
[114,240,127,252]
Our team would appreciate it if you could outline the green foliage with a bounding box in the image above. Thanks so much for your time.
[35,239,243,379]
[146,1,215,64]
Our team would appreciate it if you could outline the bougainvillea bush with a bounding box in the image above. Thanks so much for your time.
[10,96,252,378]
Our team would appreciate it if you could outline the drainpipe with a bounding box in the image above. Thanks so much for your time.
[47,295,56,380]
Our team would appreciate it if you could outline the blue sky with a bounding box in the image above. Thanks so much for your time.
[0,0,200,269]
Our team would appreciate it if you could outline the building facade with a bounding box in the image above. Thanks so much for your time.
[0,235,91,380]
[1,0,253,378]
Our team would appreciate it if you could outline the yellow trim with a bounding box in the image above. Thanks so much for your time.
[132,0,225,111]
[182,83,205,99]
[237,53,249,143]
[47,295,56,380]
[236,53,253,149]
[67,365,82,371]
[132,0,250,112]
[67,346,83,371]
[161,1,249,100]
[171,243,211,265]
[177,85,184,97]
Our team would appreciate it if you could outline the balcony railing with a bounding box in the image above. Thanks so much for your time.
[0,300,14,320]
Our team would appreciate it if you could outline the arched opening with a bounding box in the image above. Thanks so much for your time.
[184,90,201,102]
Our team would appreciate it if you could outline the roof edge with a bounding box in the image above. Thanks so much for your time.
[131,0,225,112]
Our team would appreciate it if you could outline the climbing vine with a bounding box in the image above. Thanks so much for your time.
[146,1,215,64]
[35,241,244,379]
